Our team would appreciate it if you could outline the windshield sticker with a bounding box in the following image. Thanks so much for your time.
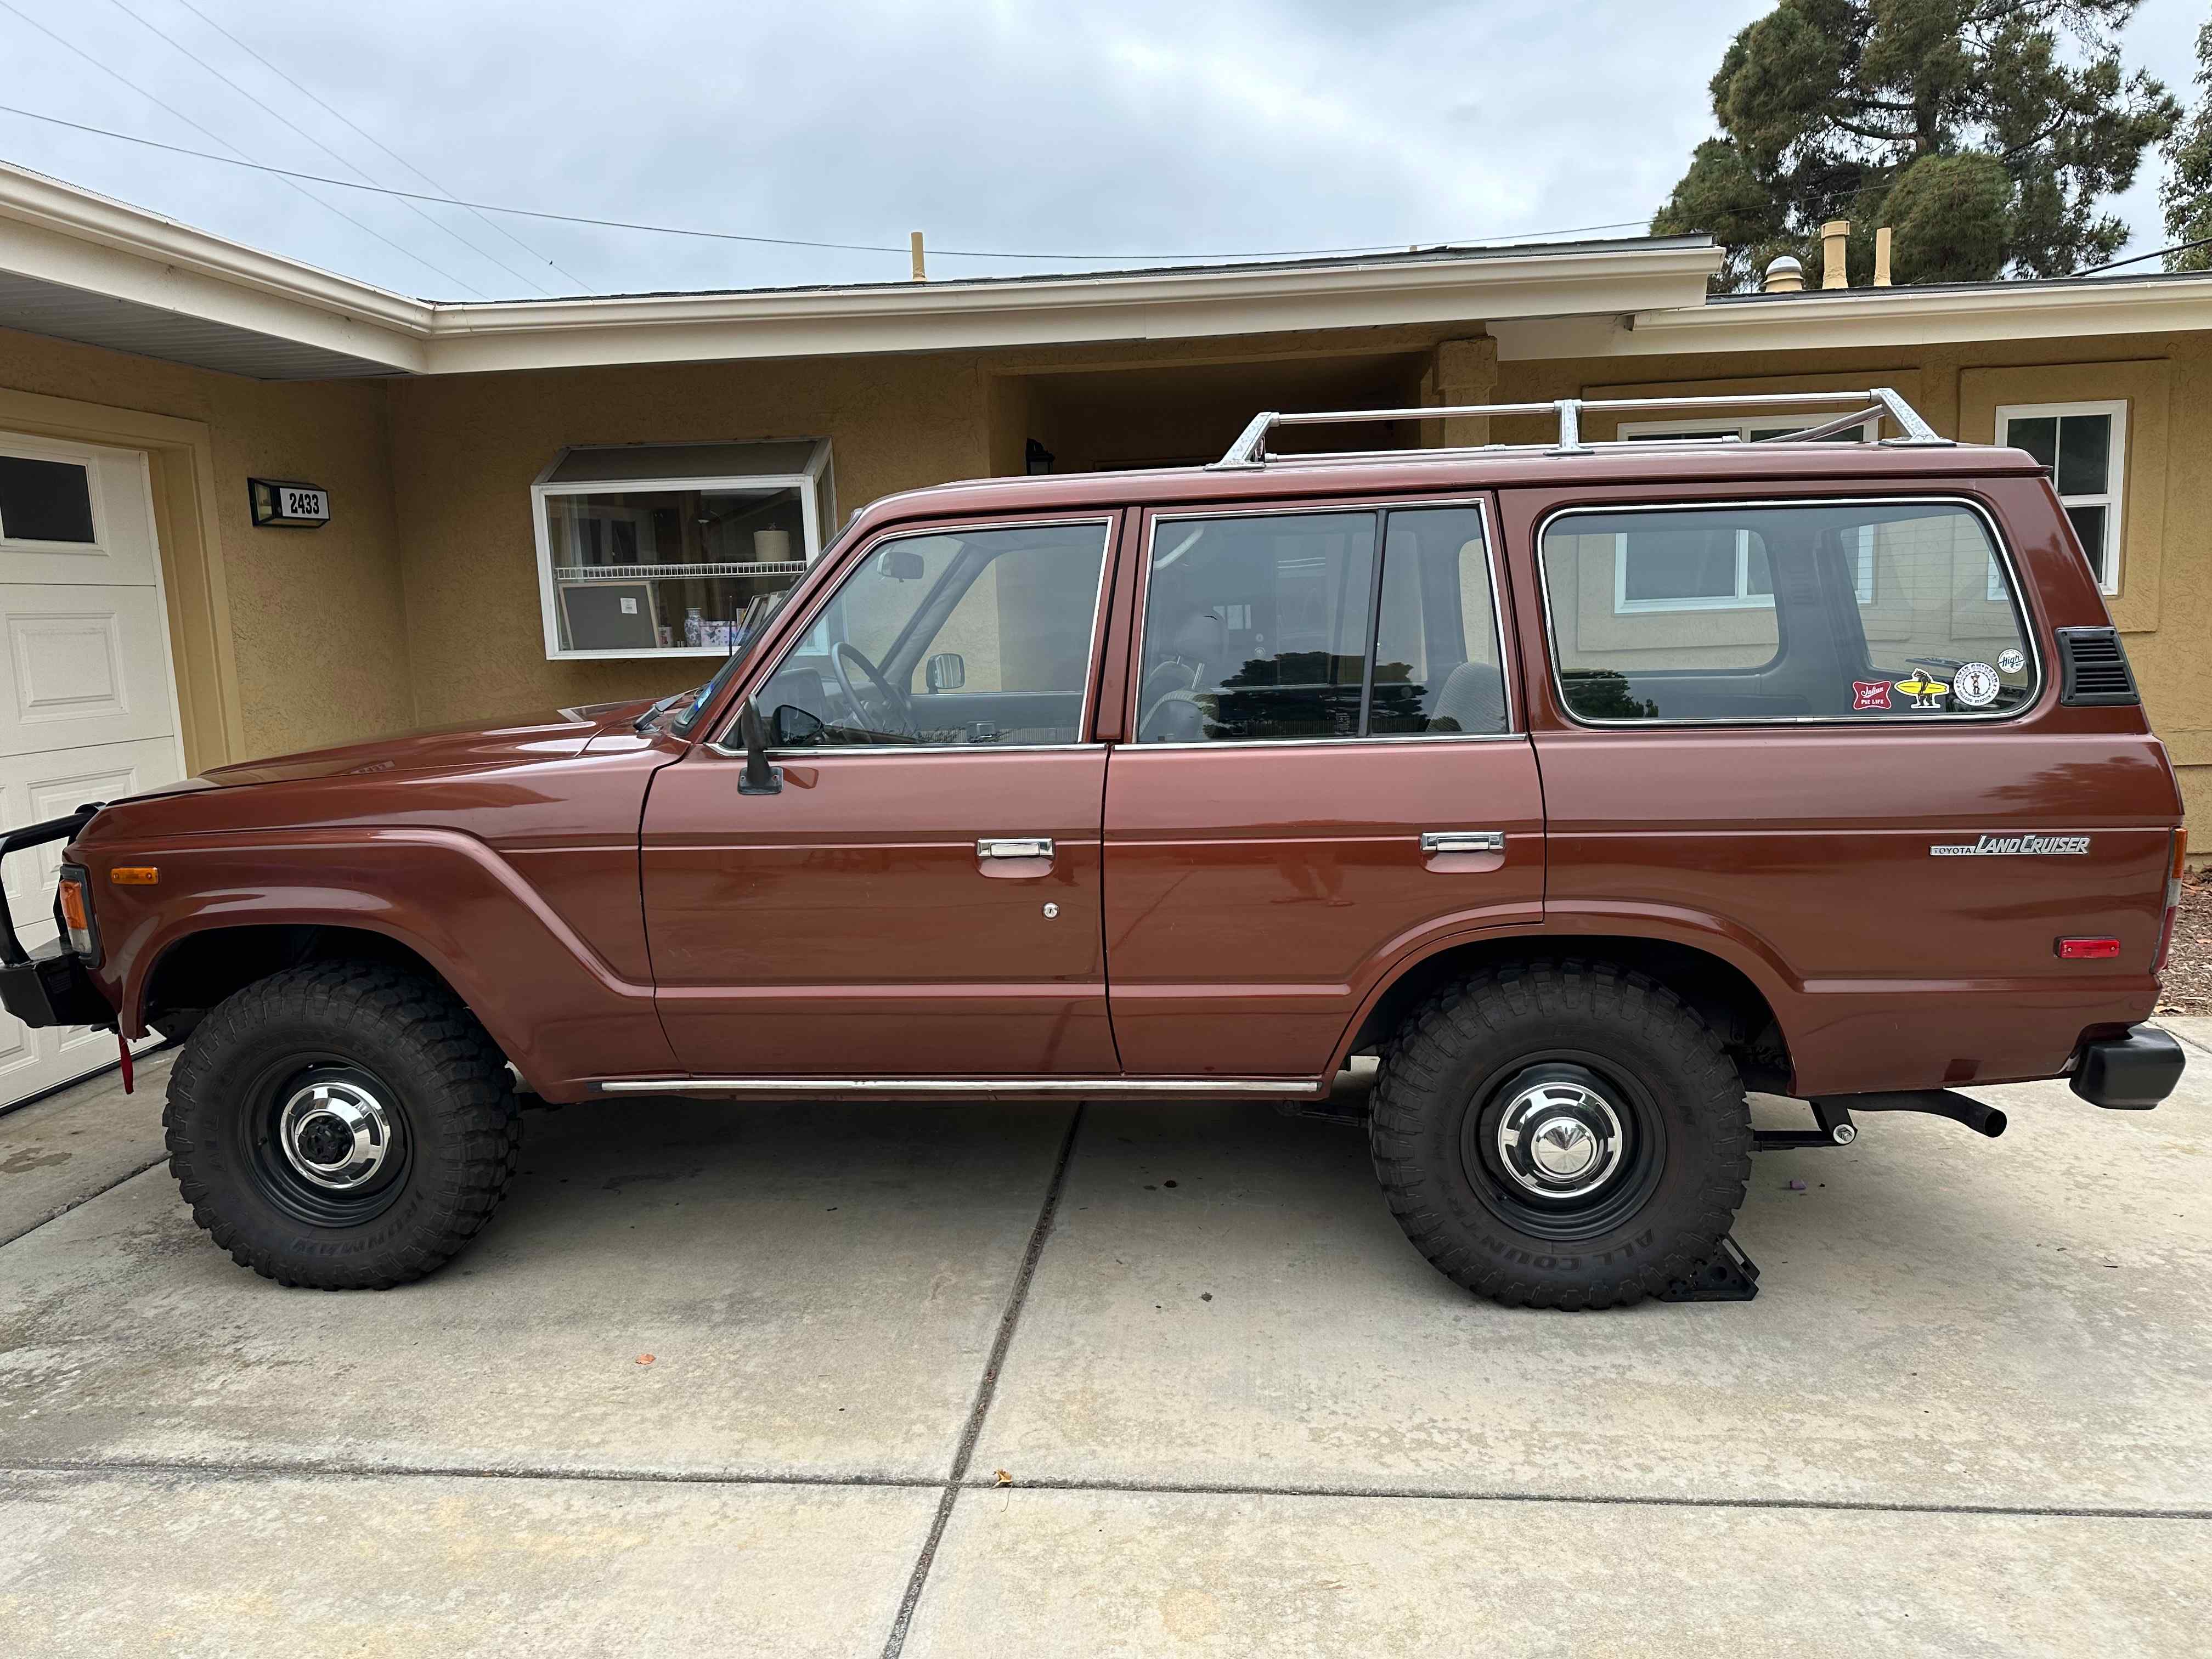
[1930,833,2092,857]
[1894,672,1950,710]
[1850,680,1892,710]
[1997,647,2027,675]
[1951,663,2000,708]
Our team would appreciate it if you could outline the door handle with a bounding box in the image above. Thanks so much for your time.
[978,837,1055,860]
[1420,831,1505,855]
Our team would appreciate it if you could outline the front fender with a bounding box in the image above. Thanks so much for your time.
[91,826,674,1098]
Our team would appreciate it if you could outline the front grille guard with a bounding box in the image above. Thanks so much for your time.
[0,804,103,967]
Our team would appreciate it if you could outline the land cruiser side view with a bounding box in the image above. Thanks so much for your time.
[0,390,2187,1308]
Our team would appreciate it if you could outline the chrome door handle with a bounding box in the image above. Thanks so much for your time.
[1420,831,1505,854]
[978,837,1054,860]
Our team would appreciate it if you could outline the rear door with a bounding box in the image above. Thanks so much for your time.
[1102,498,1544,1079]
[1513,481,2176,1094]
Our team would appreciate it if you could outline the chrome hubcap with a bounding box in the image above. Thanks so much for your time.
[278,1080,393,1190]
[1495,1080,1625,1200]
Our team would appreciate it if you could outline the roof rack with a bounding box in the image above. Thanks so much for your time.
[1209,387,1951,469]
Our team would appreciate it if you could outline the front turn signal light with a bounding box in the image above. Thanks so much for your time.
[57,865,97,959]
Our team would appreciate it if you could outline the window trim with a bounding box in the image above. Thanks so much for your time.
[531,442,834,661]
[1128,495,1518,750]
[0,435,108,552]
[1613,415,1877,611]
[1533,494,2043,730]
[1995,399,2125,596]
[710,512,1118,756]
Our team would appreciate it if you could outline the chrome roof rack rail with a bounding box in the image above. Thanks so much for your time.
[1207,386,1951,469]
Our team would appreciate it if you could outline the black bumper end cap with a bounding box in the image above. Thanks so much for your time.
[2070,1025,2185,1111]
[0,943,112,1030]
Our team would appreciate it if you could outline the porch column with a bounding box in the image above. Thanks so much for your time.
[1419,335,1497,448]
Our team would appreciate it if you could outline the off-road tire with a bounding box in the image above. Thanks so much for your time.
[164,963,521,1289]
[1369,958,1751,1310]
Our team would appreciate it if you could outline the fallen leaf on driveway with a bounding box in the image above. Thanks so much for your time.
[636,1354,656,1365]
[993,1469,1013,1487]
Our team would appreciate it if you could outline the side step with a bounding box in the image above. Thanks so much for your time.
[1753,1089,2006,1150]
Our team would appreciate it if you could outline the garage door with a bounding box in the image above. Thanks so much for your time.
[0,432,184,1108]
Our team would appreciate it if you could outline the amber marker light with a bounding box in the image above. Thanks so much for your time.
[109,867,159,884]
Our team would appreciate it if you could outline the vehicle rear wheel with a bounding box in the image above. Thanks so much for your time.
[1369,959,1751,1309]
[163,962,521,1289]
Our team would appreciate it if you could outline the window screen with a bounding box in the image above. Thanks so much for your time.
[1541,501,2035,723]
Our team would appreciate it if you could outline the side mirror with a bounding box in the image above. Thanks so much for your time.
[924,652,966,693]
[771,703,826,746]
[877,547,926,582]
[737,701,782,795]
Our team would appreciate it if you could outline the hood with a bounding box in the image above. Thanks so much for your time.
[187,703,658,791]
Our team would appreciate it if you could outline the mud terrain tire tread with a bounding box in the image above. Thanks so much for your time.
[1368,957,1751,1310]
[163,962,521,1290]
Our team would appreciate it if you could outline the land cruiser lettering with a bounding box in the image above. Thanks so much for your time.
[0,390,2185,1308]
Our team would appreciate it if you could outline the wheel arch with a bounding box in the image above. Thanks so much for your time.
[1334,929,1796,1092]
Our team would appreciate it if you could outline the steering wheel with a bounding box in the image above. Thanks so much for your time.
[830,641,918,741]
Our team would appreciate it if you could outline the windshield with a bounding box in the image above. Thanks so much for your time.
[666,585,797,737]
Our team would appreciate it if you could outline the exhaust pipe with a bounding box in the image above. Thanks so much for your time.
[1812,1090,2006,1139]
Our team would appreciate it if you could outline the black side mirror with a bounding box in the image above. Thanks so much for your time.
[924,652,966,693]
[771,703,826,746]
[877,547,926,582]
[737,701,782,795]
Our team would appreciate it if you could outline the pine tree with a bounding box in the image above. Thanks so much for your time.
[1653,1,2176,290]
[2162,20,2212,270]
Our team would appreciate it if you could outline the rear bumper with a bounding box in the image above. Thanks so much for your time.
[2070,1025,2186,1110]
[0,941,114,1030]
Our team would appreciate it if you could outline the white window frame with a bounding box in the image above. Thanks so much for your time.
[1612,415,1877,611]
[1995,400,2125,596]
[531,441,834,661]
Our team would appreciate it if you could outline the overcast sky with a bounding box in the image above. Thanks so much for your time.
[0,0,2202,301]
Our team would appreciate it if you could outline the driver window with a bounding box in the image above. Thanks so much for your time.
[754,520,1111,748]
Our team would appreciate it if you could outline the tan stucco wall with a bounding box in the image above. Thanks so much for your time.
[385,352,996,724]
[0,324,411,765]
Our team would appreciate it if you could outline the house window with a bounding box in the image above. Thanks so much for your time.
[532,440,834,659]
[1614,416,1876,609]
[1996,402,2124,594]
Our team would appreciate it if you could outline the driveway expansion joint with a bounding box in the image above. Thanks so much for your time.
[880,1102,1085,1659]
[0,1154,167,1250]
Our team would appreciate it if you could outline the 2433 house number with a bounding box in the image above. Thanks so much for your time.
[249,478,332,528]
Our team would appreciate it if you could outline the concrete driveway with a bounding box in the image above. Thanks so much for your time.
[3,1024,2208,1656]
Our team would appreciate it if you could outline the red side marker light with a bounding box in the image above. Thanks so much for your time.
[2055,937,2123,960]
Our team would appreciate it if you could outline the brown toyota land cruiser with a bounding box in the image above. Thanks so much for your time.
[0,390,2187,1308]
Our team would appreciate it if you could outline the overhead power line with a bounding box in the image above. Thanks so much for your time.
[0,0,484,295]
[0,99,1656,269]
[165,0,587,290]
[103,0,554,295]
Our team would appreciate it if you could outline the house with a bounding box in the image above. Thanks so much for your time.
[0,158,2202,1099]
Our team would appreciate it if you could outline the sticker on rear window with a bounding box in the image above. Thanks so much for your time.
[1951,663,2000,708]
[1894,672,1950,710]
[1850,680,1892,711]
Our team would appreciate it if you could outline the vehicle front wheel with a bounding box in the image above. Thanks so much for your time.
[163,963,522,1289]
[1369,960,1751,1310]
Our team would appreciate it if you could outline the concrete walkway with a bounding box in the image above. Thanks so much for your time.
[2,1034,2208,1656]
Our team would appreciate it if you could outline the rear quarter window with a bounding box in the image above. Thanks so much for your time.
[1538,499,2036,724]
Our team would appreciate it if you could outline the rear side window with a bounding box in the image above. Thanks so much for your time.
[1136,506,1508,743]
[1539,500,2035,723]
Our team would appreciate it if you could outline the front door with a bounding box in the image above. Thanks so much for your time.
[0,433,183,1105]
[1104,500,1545,1078]
[641,514,1121,1077]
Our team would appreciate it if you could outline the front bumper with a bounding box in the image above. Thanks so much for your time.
[0,940,113,1029]
[2071,1024,2186,1110]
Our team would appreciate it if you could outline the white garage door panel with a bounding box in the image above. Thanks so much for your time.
[0,436,157,586]
[0,586,173,755]
[0,431,180,1108]
[0,738,175,912]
